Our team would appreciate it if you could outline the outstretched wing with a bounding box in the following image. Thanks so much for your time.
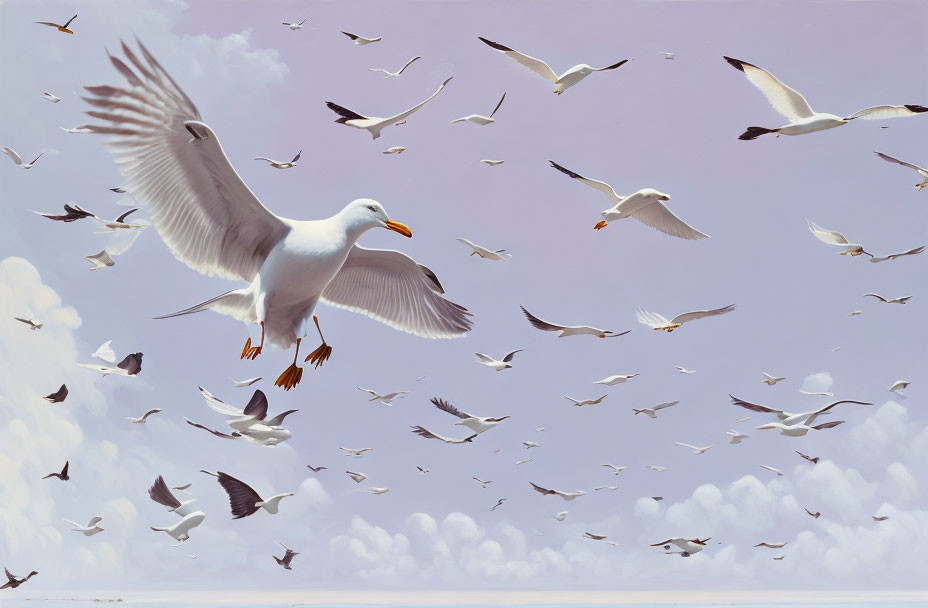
[184,418,240,439]
[724,56,814,121]
[479,37,558,82]
[80,41,289,281]
[148,475,182,509]
[670,304,736,325]
[846,104,928,120]
[430,397,472,419]
[870,246,925,263]
[548,161,623,205]
[501,349,522,362]
[116,352,143,375]
[520,305,565,332]
[730,395,782,414]
[241,390,269,420]
[629,202,709,240]
[321,245,472,339]
[489,92,506,118]
[384,78,453,123]
[214,472,262,519]
[653,401,679,411]
[875,151,928,174]
[529,482,554,495]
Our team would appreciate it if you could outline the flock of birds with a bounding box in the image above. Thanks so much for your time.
[3,11,925,590]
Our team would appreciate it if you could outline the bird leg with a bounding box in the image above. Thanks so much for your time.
[304,315,333,369]
[241,321,264,360]
[593,220,608,230]
[274,338,303,391]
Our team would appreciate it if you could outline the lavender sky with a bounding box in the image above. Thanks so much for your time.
[1,0,927,594]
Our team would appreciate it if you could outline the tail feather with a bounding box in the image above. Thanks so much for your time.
[154,289,254,322]
[739,126,778,140]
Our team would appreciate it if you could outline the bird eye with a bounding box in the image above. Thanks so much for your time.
[368,205,377,212]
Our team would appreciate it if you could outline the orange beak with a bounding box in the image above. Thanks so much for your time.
[385,220,412,238]
[593,220,608,230]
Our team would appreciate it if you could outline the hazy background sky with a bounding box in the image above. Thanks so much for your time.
[0,0,927,595]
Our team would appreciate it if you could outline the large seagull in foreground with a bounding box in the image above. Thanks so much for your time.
[81,41,472,391]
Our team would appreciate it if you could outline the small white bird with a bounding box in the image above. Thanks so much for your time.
[473,477,492,488]
[549,161,708,239]
[727,430,749,444]
[85,250,115,270]
[64,516,104,536]
[254,150,301,169]
[346,471,367,483]
[342,31,382,45]
[475,349,522,371]
[523,441,541,449]
[759,465,784,477]
[366,487,390,495]
[594,486,618,492]
[479,37,627,95]
[15,317,42,331]
[515,458,532,465]
[651,537,709,557]
[480,159,504,166]
[411,426,477,444]
[148,476,205,543]
[327,78,452,139]
[632,401,678,419]
[554,511,568,521]
[869,246,925,264]
[798,389,834,397]
[42,92,61,103]
[762,373,786,386]
[637,304,735,332]
[368,56,420,78]
[357,387,409,405]
[61,126,92,134]
[77,352,142,377]
[601,464,627,476]
[340,447,373,457]
[125,408,163,424]
[282,19,306,30]
[522,306,629,339]
[848,311,862,317]
[3,148,44,169]
[451,92,506,125]
[807,220,870,257]
[383,146,406,154]
[659,52,675,60]
[456,238,510,261]
[732,395,871,427]
[565,394,608,407]
[529,482,585,501]
[585,532,608,540]
[754,541,788,549]
[230,377,262,387]
[675,366,696,374]
[417,466,429,474]
[864,293,912,305]
[875,151,928,191]
[675,442,715,455]
[735,416,752,423]
[723,56,927,140]
[91,340,116,363]
[756,421,847,437]
[889,380,910,397]
[593,374,638,386]
[430,397,510,434]
[645,465,668,472]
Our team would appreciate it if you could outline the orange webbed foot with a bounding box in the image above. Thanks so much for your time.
[241,338,263,360]
[304,343,333,369]
[274,364,303,391]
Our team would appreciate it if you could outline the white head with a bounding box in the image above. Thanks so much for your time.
[639,188,671,202]
[339,198,412,238]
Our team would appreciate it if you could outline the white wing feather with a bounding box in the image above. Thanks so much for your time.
[730,58,814,120]
[628,202,709,240]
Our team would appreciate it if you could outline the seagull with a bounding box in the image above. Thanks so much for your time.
[42,92,61,103]
[727,430,749,444]
[529,482,586,501]
[636,304,735,332]
[201,470,293,518]
[807,221,871,257]
[760,465,784,476]
[723,56,927,140]
[796,451,820,464]
[326,78,453,139]
[735,416,751,423]
[521,306,629,338]
[3,148,44,169]
[456,238,510,261]
[554,511,568,521]
[430,397,510,434]
[274,542,299,570]
[383,146,406,154]
[357,387,409,405]
[367,487,390,495]
[91,340,116,363]
[190,387,297,446]
[340,447,372,457]
[254,150,301,169]
[756,420,846,437]
[451,92,506,125]
[14,317,42,330]
[35,14,77,34]
[411,425,478,444]
[773,556,785,560]
[675,442,715,455]
[473,477,492,488]
[42,461,69,481]
[307,465,327,473]
[762,373,786,386]
[585,532,608,540]
[873,515,889,522]
[805,508,821,519]
[64,516,104,536]
[549,161,709,239]
[523,441,541,449]
[342,31,381,45]
[417,466,429,474]
[489,498,506,511]
[148,476,206,543]
[125,408,163,424]
[799,389,834,397]
[231,377,262,387]
[659,52,675,60]
[77,352,142,377]
[755,541,788,549]
[651,537,709,557]
[478,37,627,95]
[515,458,532,465]
[82,42,471,392]
[43,384,68,403]
[632,401,678,418]
[652,496,664,501]
[602,464,627,475]
[475,349,522,371]
[675,366,696,374]
[732,395,872,427]
[480,159,504,166]
[890,380,910,397]
[864,293,912,305]
[282,19,306,31]
[85,250,115,270]
[869,246,925,264]
[565,394,608,407]
[593,374,638,386]
[646,465,668,472]
[1,569,38,590]
[594,486,618,491]
[346,471,367,483]
[61,126,92,134]
[369,56,421,78]
[875,151,928,191]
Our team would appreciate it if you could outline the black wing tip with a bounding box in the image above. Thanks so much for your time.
[723,56,752,71]
[548,160,581,179]
[478,37,512,52]
[604,59,629,70]
[905,104,928,113]
[739,126,776,140]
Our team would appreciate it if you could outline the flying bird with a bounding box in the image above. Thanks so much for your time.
[451,92,506,125]
[342,31,381,45]
[659,52,675,60]
[368,56,421,78]
[91,340,116,363]
[864,293,912,305]
[675,442,715,455]
[42,92,61,103]
[357,387,409,405]
[77,352,142,377]
[473,477,492,488]
[755,541,788,549]
[523,441,541,449]
[188,388,295,446]
[807,221,870,257]
[805,508,821,519]
[730,395,871,426]
[82,42,471,392]
[481,159,505,166]
[762,373,786,386]
[726,430,749,444]
[529,482,586,501]
[148,476,206,543]
[346,471,367,483]
[410,425,477,444]
[430,397,510,434]
[475,349,522,371]
[201,470,293,518]
[565,394,608,407]
[796,451,820,464]
[43,384,68,403]
[873,515,889,522]
[3,148,44,169]
[521,306,628,338]
[723,55,927,139]
[632,401,678,419]
[875,151,928,191]
[125,408,163,424]
[585,532,608,540]
[61,126,92,134]
[593,374,638,386]
[594,486,618,491]
[254,150,301,169]
[651,537,709,557]
[35,14,77,34]
[41,461,69,481]
[636,304,735,332]
[799,389,834,397]
[326,78,453,139]
[85,250,115,271]
[756,420,846,437]
[646,465,668,472]
[231,377,262,387]
[489,498,506,511]
[549,161,708,239]
[1,569,38,590]
[889,380,910,397]
[14,317,42,330]
[554,511,568,521]
[274,542,299,570]
[340,447,373,458]
[478,37,627,95]
[366,487,390,495]
[602,464,627,475]
[456,238,510,261]
[759,465,784,476]
[869,246,925,263]
[383,146,406,154]
[282,19,306,31]
[64,516,104,536]
[417,466,429,474]
[675,366,696,374]
[306,465,327,473]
